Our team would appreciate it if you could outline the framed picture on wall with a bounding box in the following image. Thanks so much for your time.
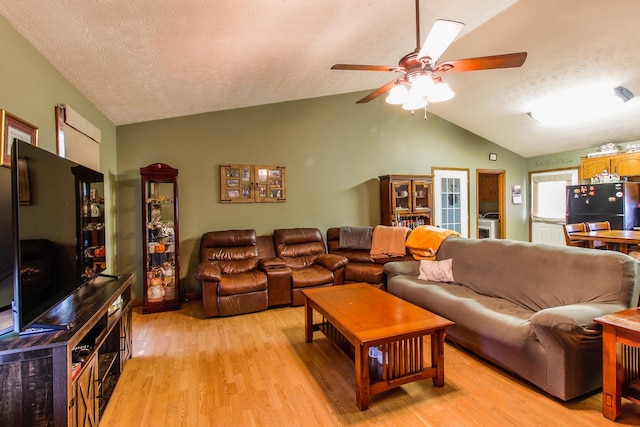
[1,110,38,167]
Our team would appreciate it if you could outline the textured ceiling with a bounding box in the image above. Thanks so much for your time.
[1,0,640,158]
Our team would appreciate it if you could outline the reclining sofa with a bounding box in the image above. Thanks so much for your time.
[384,236,640,400]
[194,228,347,317]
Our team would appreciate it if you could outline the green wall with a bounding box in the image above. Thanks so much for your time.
[0,16,118,271]
[116,96,530,299]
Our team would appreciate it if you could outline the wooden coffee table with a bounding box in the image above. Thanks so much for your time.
[302,283,454,410]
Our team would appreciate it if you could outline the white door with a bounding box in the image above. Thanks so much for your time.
[433,169,469,237]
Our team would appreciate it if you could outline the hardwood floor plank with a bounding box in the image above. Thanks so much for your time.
[100,301,640,426]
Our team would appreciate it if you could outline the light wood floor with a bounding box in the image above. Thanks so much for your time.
[100,301,640,426]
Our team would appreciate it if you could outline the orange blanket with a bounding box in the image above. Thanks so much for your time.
[405,225,460,260]
[369,225,410,259]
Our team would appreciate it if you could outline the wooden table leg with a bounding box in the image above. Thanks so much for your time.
[304,300,313,343]
[355,343,370,410]
[431,330,446,387]
[601,324,621,421]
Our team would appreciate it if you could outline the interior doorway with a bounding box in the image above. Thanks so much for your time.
[476,169,506,239]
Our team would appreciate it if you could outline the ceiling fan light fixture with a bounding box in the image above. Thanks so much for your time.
[427,79,454,103]
[386,83,409,105]
[402,91,428,110]
[410,74,435,96]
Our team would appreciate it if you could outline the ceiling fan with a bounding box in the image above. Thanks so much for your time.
[331,0,527,112]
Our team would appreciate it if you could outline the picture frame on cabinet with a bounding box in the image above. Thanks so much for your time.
[1,110,38,167]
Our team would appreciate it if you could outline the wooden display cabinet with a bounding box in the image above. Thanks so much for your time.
[74,166,106,278]
[379,174,432,228]
[220,164,286,203]
[140,163,180,314]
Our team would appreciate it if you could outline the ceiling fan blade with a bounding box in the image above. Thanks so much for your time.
[434,52,528,73]
[356,80,398,103]
[417,19,465,63]
[331,64,398,72]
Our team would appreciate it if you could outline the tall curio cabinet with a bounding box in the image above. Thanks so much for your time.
[140,163,180,314]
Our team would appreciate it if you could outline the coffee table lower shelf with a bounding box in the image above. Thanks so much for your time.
[315,319,439,387]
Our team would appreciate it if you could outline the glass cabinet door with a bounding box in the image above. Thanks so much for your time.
[412,180,431,214]
[140,163,180,314]
[74,166,106,279]
[392,180,411,213]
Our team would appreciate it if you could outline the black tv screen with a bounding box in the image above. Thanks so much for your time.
[0,167,13,335]
[10,141,106,334]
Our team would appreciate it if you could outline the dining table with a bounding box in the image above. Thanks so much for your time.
[570,229,640,254]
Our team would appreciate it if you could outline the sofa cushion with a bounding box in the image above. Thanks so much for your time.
[387,277,536,347]
[418,259,454,282]
[290,264,334,288]
[436,237,638,312]
[345,263,383,283]
[218,270,267,296]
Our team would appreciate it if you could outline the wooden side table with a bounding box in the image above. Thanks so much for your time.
[594,308,640,421]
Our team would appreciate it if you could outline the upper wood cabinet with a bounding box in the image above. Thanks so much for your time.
[581,152,640,179]
[220,164,286,203]
[581,156,612,180]
[478,174,499,201]
[611,153,640,177]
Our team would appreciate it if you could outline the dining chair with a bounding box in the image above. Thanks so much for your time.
[586,221,612,250]
[562,223,588,248]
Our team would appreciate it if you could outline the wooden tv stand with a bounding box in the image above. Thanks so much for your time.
[0,273,133,427]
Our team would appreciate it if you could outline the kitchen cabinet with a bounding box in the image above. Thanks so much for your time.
[581,157,612,180]
[581,152,640,179]
[611,153,640,177]
[379,174,432,228]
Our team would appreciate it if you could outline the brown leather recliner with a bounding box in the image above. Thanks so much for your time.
[273,228,348,306]
[194,229,268,317]
[326,227,413,290]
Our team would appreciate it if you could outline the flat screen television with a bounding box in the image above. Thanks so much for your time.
[0,167,13,335]
[7,140,106,335]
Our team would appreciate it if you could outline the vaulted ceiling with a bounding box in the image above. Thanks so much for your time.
[1,0,639,157]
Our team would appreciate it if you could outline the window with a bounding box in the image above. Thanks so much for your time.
[530,169,579,222]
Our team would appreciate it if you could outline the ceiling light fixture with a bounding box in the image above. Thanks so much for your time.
[528,85,635,125]
[386,71,455,114]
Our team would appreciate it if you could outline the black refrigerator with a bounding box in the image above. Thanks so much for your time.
[566,182,640,230]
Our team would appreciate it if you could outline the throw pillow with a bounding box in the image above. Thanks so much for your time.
[418,259,454,282]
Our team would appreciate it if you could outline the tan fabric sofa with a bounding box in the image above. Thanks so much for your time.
[384,236,640,401]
